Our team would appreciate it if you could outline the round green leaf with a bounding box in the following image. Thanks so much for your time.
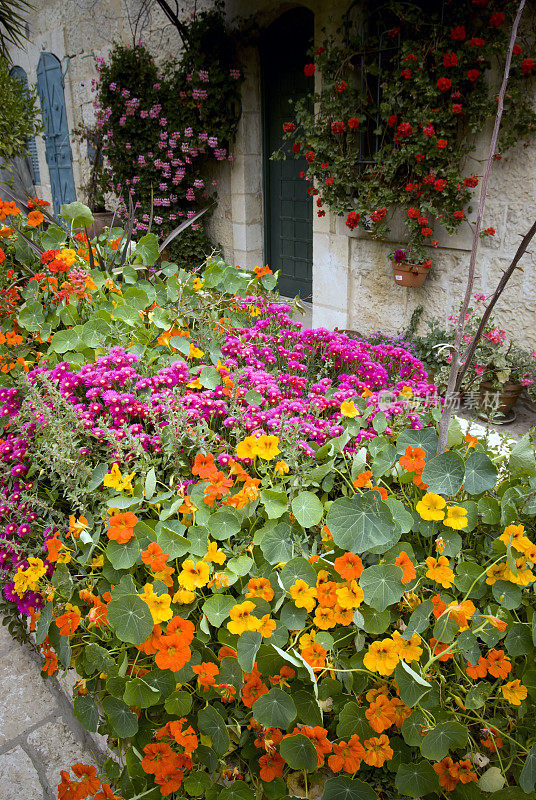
[18,301,45,332]
[322,776,378,800]
[202,594,236,626]
[291,491,323,528]
[101,696,138,738]
[74,694,99,733]
[260,489,288,519]
[237,631,262,673]
[464,452,497,494]
[107,594,154,644]
[106,537,140,570]
[420,721,468,761]
[50,328,80,354]
[199,366,221,389]
[422,452,465,496]
[280,557,317,591]
[165,689,193,716]
[123,677,161,709]
[252,688,296,729]
[395,761,439,797]
[326,493,395,554]
[359,565,405,612]
[279,733,318,771]
[492,580,522,610]
[207,508,241,540]
[60,201,94,228]
[260,524,293,564]
[197,705,229,756]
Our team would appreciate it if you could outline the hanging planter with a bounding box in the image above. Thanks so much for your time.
[391,250,432,288]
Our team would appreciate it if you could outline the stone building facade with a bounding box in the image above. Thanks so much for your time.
[6,0,536,348]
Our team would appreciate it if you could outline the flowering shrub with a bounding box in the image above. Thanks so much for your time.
[94,3,243,266]
[1,201,536,800]
[280,1,536,265]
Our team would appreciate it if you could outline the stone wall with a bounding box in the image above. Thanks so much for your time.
[7,0,536,349]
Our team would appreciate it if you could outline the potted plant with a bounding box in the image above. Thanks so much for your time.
[391,248,432,287]
[73,123,114,236]
[475,342,536,420]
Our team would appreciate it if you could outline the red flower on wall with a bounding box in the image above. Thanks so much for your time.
[450,26,466,41]
[452,104,463,114]
[345,210,360,229]
[443,53,458,68]
[437,77,452,92]
[467,69,481,82]
[436,139,447,149]
[331,121,345,134]
[304,63,315,77]
[387,114,398,127]
[348,117,360,129]
[489,13,504,28]
[283,123,296,132]
[422,124,435,137]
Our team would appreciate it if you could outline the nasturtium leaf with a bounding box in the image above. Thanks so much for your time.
[134,232,159,266]
[244,390,263,406]
[144,668,175,699]
[422,451,465,495]
[85,643,116,676]
[280,601,307,631]
[336,702,374,740]
[280,733,318,771]
[280,556,317,591]
[35,601,53,646]
[505,623,533,657]
[252,688,296,729]
[165,689,192,716]
[113,304,140,326]
[360,607,391,634]
[395,761,439,797]
[207,508,241,540]
[509,435,536,478]
[74,694,99,733]
[478,766,505,793]
[401,709,428,746]
[227,554,253,576]
[50,328,80,353]
[199,365,221,389]
[107,593,154,644]
[322,776,378,800]
[47,624,71,668]
[384,497,413,533]
[397,428,439,460]
[291,491,324,528]
[183,771,212,797]
[454,563,487,599]
[326,492,395,553]
[465,682,492,710]
[197,705,229,756]
[520,743,536,793]
[294,689,323,727]
[260,489,288,519]
[395,662,431,707]
[157,526,189,559]
[464,452,498,494]
[420,721,468,760]
[533,615,536,647]
[237,631,262,673]
[202,594,236,626]
[492,580,522,610]
[260,524,293,564]
[403,600,433,639]
[457,630,481,666]
[359,565,405,612]
[101,696,138,738]
[222,781,255,800]
[18,301,45,332]
[123,677,160,709]
[60,201,94,228]
[478,496,500,524]
[106,537,140,570]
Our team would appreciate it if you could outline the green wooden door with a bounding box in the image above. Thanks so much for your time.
[261,8,313,300]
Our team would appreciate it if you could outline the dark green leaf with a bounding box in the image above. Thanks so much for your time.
[422,452,465,495]
[252,688,296,729]
[197,705,229,756]
[102,696,138,738]
[279,733,318,771]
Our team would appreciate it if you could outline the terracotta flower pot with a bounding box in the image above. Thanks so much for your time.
[478,380,523,416]
[86,210,115,238]
[392,260,431,287]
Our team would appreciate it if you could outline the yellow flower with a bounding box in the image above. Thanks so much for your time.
[138,583,173,624]
[425,556,455,588]
[188,344,204,359]
[363,639,400,676]
[274,460,289,475]
[187,378,202,389]
[57,248,77,268]
[502,679,528,705]
[178,560,210,590]
[399,385,413,399]
[193,277,204,291]
[227,601,260,635]
[499,524,533,554]
[68,515,89,537]
[25,557,47,582]
[13,569,30,597]
[56,549,72,565]
[504,558,535,586]
[416,493,446,522]
[172,588,196,604]
[236,436,259,459]
[486,562,508,585]
[392,630,423,663]
[299,631,316,650]
[203,540,226,565]
[257,615,276,638]
[102,463,136,493]
[255,435,281,460]
[336,581,364,610]
[289,579,317,612]
[340,400,359,418]
[91,555,104,569]
[443,505,468,530]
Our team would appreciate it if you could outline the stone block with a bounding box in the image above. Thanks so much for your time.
[27,718,98,791]
[312,304,349,331]
[0,647,57,744]
[0,747,43,800]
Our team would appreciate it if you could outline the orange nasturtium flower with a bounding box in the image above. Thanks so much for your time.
[502,679,528,705]
[395,550,416,583]
[55,604,81,636]
[192,661,219,689]
[289,579,317,612]
[398,446,426,472]
[27,209,44,227]
[425,555,455,588]
[334,552,364,581]
[107,511,137,543]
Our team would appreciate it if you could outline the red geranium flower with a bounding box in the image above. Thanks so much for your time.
[336,81,347,92]
[513,45,523,56]
[443,53,458,68]
[489,12,504,27]
[401,69,412,79]
[467,69,480,82]
[407,207,420,219]
[437,77,452,92]
[464,175,479,187]
[434,179,446,191]
[469,37,485,47]
[331,121,345,135]
[450,26,466,41]
[345,210,360,230]
[522,59,535,76]
[422,124,435,137]
[304,63,315,77]
[305,150,315,163]
[348,117,360,129]
[292,142,301,153]
[453,210,465,220]
[397,122,413,137]
[436,139,447,149]
[282,122,296,132]
[452,103,463,114]
[387,114,398,127]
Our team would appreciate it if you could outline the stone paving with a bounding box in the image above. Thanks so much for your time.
[0,621,106,800]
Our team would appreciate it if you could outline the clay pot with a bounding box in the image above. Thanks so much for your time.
[392,260,431,287]
[86,211,115,238]
[478,380,523,415]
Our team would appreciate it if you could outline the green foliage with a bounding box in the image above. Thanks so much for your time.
[0,57,42,161]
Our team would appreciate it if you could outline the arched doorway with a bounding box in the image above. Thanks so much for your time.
[36,52,76,213]
[260,7,313,300]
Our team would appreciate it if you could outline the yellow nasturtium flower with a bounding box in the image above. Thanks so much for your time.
[416,492,446,522]
[236,436,258,459]
[138,583,173,624]
[340,400,359,418]
[443,505,468,530]
[363,639,400,676]
[102,463,135,493]
[289,579,317,612]
[255,435,280,460]
[227,601,260,635]
[178,560,210,590]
